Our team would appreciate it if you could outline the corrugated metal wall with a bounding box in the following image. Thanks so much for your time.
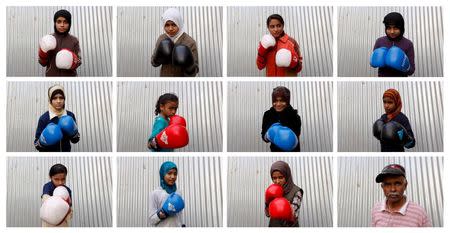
[117,7,223,77]
[338,156,443,227]
[338,81,443,152]
[7,82,113,152]
[227,6,333,77]
[117,81,222,152]
[228,81,333,152]
[6,6,112,77]
[7,157,112,227]
[228,156,333,227]
[117,157,222,227]
[338,6,443,77]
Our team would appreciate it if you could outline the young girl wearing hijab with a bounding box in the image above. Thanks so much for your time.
[38,9,82,76]
[371,12,415,77]
[373,89,415,152]
[261,86,301,152]
[256,14,303,77]
[151,8,199,77]
[41,164,73,227]
[34,84,80,152]
[265,161,303,227]
[148,161,185,227]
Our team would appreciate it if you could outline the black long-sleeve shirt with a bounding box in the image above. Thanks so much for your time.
[261,105,301,152]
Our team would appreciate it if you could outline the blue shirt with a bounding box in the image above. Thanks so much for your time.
[42,181,73,207]
[34,111,78,152]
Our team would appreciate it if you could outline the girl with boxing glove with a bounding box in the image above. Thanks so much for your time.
[148,161,185,227]
[34,85,80,152]
[256,14,303,77]
[261,86,301,152]
[371,12,415,77]
[265,161,303,227]
[147,93,179,152]
[38,9,82,76]
[41,164,73,227]
[151,8,199,77]
[372,89,415,152]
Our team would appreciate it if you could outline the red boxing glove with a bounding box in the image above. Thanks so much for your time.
[156,124,189,149]
[169,115,187,127]
[268,197,294,222]
[265,184,283,205]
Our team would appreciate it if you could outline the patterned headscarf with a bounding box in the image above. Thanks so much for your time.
[270,161,294,195]
[383,89,402,121]
[159,161,177,194]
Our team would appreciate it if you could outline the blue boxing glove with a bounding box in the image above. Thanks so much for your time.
[265,123,282,142]
[272,126,299,151]
[58,115,79,137]
[39,123,63,146]
[385,46,410,72]
[160,193,185,217]
[370,47,388,68]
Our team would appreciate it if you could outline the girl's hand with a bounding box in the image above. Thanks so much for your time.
[147,138,159,150]
[157,210,167,219]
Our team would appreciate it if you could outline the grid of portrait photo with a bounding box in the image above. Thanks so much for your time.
[0,0,448,233]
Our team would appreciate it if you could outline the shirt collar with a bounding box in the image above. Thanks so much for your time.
[380,196,409,215]
[49,109,67,119]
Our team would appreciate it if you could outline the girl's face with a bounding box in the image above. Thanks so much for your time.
[160,101,178,118]
[164,20,179,37]
[386,25,401,39]
[271,171,286,186]
[51,94,65,110]
[55,16,70,33]
[273,97,287,112]
[268,19,284,39]
[51,173,66,187]
[383,97,396,114]
[164,168,178,186]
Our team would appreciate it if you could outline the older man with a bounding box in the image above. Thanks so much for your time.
[371,164,431,227]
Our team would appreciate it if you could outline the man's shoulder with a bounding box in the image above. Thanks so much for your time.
[406,201,427,213]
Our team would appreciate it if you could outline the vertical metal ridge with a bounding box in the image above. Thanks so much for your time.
[117,81,223,152]
[338,157,443,227]
[227,6,333,77]
[117,6,223,77]
[7,81,113,152]
[117,157,222,227]
[338,81,443,152]
[338,6,443,77]
[7,157,112,227]
[227,157,333,227]
[228,81,333,152]
[6,6,112,77]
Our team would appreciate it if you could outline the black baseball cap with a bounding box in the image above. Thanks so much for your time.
[375,164,406,183]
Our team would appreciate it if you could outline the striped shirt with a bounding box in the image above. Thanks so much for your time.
[371,197,432,227]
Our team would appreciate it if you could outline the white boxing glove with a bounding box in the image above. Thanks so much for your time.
[275,48,299,68]
[258,34,276,56]
[53,186,71,204]
[39,35,57,53]
[40,196,70,226]
[56,49,78,70]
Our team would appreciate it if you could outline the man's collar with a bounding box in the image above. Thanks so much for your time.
[380,196,409,215]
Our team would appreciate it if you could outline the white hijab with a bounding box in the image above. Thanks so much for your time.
[161,8,185,42]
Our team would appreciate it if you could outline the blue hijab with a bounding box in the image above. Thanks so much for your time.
[159,161,177,194]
